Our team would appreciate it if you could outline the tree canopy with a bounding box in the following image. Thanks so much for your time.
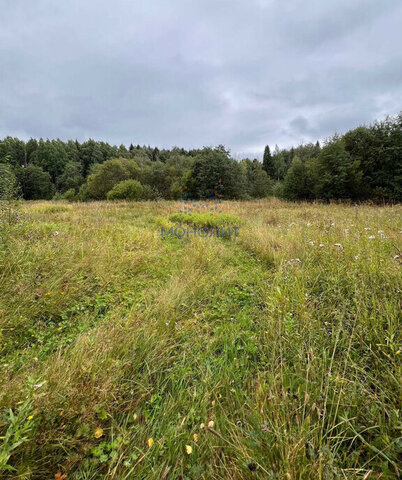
[0,112,401,202]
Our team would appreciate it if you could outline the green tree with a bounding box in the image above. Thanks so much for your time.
[263,145,275,178]
[31,139,68,183]
[192,146,245,199]
[16,164,55,200]
[0,137,26,167]
[86,158,141,199]
[79,140,104,175]
[58,161,84,193]
[25,138,38,164]
[65,140,80,163]
[282,157,314,200]
[0,164,20,224]
[314,140,362,201]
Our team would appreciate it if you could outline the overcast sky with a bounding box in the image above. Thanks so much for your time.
[1,0,401,156]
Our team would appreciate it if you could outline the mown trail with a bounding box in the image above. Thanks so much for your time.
[0,200,401,479]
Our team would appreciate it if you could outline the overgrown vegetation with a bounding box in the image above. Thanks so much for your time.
[1,112,401,203]
[0,199,400,479]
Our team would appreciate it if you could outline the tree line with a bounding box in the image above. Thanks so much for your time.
[0,112,401,202]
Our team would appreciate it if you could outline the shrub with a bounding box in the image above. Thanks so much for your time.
[169,212,242,228]
[62,188,77,202]
[141,184,161,200]
[106,180,143,201]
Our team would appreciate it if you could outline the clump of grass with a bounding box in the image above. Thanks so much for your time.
[30,204,72,214]
[169,212,242,228]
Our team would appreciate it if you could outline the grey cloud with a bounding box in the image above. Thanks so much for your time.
[0,0,402,154]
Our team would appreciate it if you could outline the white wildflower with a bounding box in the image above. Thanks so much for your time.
[286,258,301,266]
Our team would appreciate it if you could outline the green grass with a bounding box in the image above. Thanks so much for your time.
[0,199,401,479]
[169,212,242,228]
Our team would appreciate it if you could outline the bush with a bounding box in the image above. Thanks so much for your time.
[77,183,90,202]
[272,181,284,198]
[62,188,77,202]
[106,180,143,201]
[141,184,161,200]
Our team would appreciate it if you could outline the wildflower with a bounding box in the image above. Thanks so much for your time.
[308,241,315,246]
[287,258,301,266]
[185,445,193,454]
[133,413,138,420]
[319,243,324,247]
[27,415,34,421]
[193,433,198,442]
[354,255,360,260]
[208,420,215,429]
[211,400,216,406]
[368,235,375,240]
[94,427,104,438]
[200,423,205,429]
[364,227,370,231]
[148,438,154,448]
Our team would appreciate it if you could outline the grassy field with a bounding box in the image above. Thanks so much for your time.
[0,200,401,479]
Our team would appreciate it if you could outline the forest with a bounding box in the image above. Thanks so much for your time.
[1,112,401,203]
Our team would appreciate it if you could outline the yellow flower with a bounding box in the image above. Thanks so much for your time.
[27,415,34,421]
[148,438,154,448]
[208,420,215,429]
[193,433,198,442]
[185,445,192,454]
[200,423,205,429]
[133,413,138,420]
[94,427,104,439]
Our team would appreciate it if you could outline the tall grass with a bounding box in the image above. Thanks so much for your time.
[0,199,400,479]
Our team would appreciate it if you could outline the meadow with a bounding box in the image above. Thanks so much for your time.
[0,199,401,479]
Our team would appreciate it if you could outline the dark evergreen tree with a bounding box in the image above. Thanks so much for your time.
[263,145,275,178]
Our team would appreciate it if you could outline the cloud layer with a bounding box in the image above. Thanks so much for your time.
[1,0,401,155]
